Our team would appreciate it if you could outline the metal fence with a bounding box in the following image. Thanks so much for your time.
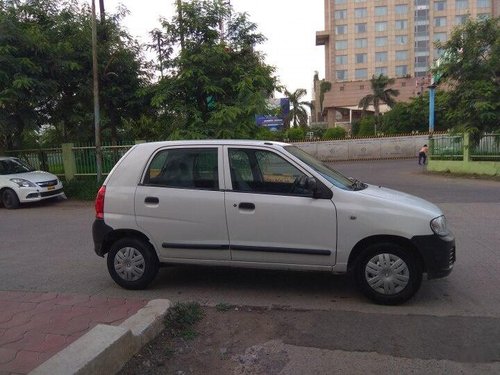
[470,134,500,161]
[430,135,464,160]
[5,148,65,176]
[73,143,133,175]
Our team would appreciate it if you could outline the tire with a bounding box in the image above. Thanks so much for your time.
[2,189,20,209]
[355,242,422,305]
[107,237,159,290]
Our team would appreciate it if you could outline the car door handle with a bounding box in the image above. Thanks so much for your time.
[144,196,159,204]
[238,202,255,210]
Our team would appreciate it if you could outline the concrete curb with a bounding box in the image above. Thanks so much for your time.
[29,299,171,375]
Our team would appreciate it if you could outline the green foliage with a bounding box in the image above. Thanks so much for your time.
[62,176,104,201]
[358,75,400,118]
[434,17,500,134]
[322,127,346,139]
[284,88,311,128]
[354,117,376,137]
[254,127,284,141]
[286,127,305,141]
[151,1,277,140]
[164,302,204,339]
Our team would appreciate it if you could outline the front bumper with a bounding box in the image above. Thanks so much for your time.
[411,232,456,279]
[17,186,65,203]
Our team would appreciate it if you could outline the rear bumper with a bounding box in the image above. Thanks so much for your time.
[92,219,113,257]
[411,232,456,279]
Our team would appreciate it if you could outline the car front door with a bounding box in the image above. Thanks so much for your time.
[224,146,337,267]
[135,146,230,261]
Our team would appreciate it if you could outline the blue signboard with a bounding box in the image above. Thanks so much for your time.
[255,98,290,132]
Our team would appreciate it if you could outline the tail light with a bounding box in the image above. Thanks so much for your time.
[95,186,106,219]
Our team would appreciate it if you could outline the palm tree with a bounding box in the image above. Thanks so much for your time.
[285,88,311,128]
[358,75,400,134]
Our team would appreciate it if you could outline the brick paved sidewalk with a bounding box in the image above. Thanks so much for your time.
[0,291,147,375]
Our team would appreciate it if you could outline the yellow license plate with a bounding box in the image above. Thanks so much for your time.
[47,186,55,190]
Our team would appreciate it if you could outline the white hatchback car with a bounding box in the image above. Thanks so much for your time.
[93,140,455,304]
[0,156,65,209]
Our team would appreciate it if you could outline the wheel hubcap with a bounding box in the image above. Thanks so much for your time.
[114,247,145,281]
[365,253,410,295]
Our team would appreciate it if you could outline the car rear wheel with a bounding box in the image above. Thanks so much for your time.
[355,242,422,305]
[2,189,20,209]
[107,237,159,290]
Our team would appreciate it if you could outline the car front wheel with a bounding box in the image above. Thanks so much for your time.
[107,237,159,290]
[355,242,422,305]
[2,189,20,209]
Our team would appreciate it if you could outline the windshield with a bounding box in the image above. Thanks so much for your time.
[284,146,365,191]
[0,158,35,175]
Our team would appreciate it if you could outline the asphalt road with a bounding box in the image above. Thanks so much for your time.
[1,159,499,372]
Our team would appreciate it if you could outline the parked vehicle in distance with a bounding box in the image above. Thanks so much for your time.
[0,156,65,209]
[92,140,456,304]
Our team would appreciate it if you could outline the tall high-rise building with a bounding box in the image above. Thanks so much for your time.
[314,0,498,128]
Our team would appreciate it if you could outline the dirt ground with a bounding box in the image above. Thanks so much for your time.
[119,306,299,375]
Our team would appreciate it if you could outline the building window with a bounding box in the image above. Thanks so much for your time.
[395,50,408,61]
[335,40,348,50]
[375,51,388,62]
[335,25,347,35]
[455,15,468,25]
[375,21,388,32]
[375,36,388,47]
[477,0,491,7]
[336,70,348,81]
[395,4,408,14]
[355,23,367,33]
[395,20,408,30]
[354,0,366,2]
[415,25,429,34]
[434,1,446,11]
[375,67,388,76]
[335,55,348,65]
[355,7,368,18]
[335,0,347,4]
[355,38,368,48]
[375,6,388,16]
[356,53,368,64]
[455,0,469,9]
[434,17,447,27]
[434,48,445,58]
[335,9,347,19]
[477,13,491,19]
[434,32,448,42]
[395,65,408,77]
[355,68,368,80]
[395,35,408,45]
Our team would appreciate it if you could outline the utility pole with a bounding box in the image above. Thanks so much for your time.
[91,0,102,182]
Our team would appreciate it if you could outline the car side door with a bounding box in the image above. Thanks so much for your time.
[223,146,337,267]
[135,146,230,261]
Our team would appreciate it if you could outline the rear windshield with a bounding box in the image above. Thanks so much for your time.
[0,158,35,175]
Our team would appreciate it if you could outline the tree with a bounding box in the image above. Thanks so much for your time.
[285,88,311,128]
[358,74,400,133]
[433,17,500,134]
[150,0,277,139]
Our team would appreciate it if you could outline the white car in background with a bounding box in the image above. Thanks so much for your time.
[0,156,65,209]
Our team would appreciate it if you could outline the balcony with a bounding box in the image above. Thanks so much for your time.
[316,31,330,46]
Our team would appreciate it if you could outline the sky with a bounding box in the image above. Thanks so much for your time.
[103,0,325,100]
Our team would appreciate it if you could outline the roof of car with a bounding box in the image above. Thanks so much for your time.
[136,140,291,148]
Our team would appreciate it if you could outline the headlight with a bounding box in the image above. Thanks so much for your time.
[10,178,37,188]
[430,215,449,236]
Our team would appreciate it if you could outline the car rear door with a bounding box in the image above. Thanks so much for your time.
[135,146,230,261]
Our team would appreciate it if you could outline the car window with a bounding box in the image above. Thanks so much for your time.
[228,148,311,196]
[144,148,219,190]
[0,158,34,175]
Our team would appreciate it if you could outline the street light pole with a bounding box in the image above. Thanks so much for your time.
[91,0,102,182]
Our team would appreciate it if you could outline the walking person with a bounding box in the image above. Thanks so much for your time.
[418,144,428,165]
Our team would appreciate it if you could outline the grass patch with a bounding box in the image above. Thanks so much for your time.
[164,302,204,339]
[62,176,105,201]
[215,302,234,312]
